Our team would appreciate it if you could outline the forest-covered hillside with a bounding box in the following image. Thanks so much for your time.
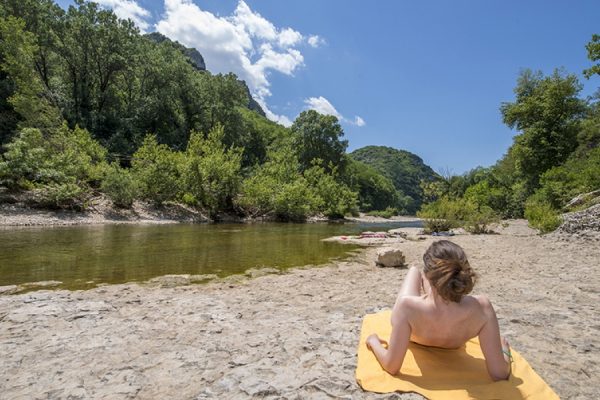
[0,0,410,220]
[350,146,438,213]
[1,0,598,229]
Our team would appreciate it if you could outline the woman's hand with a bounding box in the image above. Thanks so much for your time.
[366,334,388,350]
[501,336,512,363]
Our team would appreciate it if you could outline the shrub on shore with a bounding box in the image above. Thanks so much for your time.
[366,207,398,219]
[417,197,462,233]
[524,197,562,233]
[131,135,183,205]
[418,197,500,234]
[101,163,139,208]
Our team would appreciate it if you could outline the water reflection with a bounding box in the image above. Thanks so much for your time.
[0,220,421,290]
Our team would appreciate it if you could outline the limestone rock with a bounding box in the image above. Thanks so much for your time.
[147,274,191,287]
[557,203,600,234]
[375,247,405,268]
[245,267,280,278]
[565,189,600,210]
[0,285,18,295]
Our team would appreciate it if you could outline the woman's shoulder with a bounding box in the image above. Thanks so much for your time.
[392,296,427,325]
[391,295,426,321]
[469,294,493,309]
[465,294,497,319]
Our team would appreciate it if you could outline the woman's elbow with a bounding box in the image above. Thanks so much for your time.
[489,367,510,381]
[382,359,402,376]
[384,365,401,376]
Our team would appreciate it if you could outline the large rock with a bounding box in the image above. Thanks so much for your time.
[147,274,191,287]
[557,203,600,234]
[0,285,18,295]
[375,247,405,268]
[565,189,600,210]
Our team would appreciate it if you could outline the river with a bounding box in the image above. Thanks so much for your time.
[0,220,421,290]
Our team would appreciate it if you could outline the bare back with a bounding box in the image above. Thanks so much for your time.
[403,294,488,349]
[368,266,510,380]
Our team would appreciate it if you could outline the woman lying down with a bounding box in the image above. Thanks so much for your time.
[366,240,512,381]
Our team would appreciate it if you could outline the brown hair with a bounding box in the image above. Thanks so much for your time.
[422,240,476,303]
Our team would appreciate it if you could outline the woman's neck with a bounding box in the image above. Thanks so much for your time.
[423,278,452,307]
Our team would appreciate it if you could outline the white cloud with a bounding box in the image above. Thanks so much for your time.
[354,116,366,127]
[156,0,323,126]
[304,96,342,119]
[279,28,303,47]
[95,0,151,32]
[255,43,304,75]
[304,96,365,127]
[308,35,326,48]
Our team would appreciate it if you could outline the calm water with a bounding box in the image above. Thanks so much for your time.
[0,220,421,290]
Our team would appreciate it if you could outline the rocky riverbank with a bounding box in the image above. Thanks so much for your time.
[0,198,209,226]
[0,220,598,399]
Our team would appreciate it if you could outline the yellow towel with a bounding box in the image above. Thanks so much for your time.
[356,310,559,400]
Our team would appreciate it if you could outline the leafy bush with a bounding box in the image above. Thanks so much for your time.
[418,197,500,234]
[464,180,508,214]
[101,163,139,208]
[0,125,107,189]
[533,147,600,210]
[366,207,398,219]
[132,135,183,205]
[236,145,320,221]
[304,162,357,219]
[182,126,242,216]
[181,193,198,207]
[417,197,463,233]
[0,124,107,209]
[273,178,317,221]
[462,204,500,234]
[524,197,562,233]
[33,183,86,209]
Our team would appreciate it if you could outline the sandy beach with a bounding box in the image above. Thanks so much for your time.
[0,220,598,399]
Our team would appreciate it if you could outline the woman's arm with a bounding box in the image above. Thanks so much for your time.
[366,297,412,375]
[476,295,511,381]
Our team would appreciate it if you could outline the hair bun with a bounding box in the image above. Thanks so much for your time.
[422,240,477,302]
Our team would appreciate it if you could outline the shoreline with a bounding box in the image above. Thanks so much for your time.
[0,201,422,227]
[0,220,598,398]
[0,201,210,227]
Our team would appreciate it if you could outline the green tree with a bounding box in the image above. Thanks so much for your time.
[101,162,139,208]
[131,135,183,205]
[304,161,357,218]
[237,107,290,167]
[500,69,586,191]
[291,110,348,173]
[0,15,62,137]
[51,0,139,136]
[576,99,600,154]
[236,144,319,221]
[182,125,242,216]
[584,33,600,78]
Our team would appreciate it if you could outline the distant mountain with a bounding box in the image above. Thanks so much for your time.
[242,82,266,117]
[145,32,206,71]
[144,32,265,117]
[349,146,438,211]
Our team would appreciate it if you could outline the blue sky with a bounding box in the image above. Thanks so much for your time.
[56,0,600,174]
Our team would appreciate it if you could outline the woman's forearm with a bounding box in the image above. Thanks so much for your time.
[368,339,400,375]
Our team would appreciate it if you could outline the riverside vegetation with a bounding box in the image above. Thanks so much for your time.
[0,0,435,222]
[417,42,600,233]
[0,0,599,231]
